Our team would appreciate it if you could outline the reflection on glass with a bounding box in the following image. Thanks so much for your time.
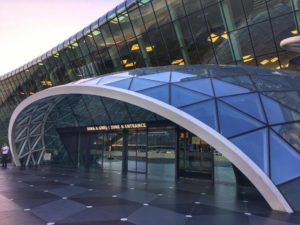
[147,127,176,176]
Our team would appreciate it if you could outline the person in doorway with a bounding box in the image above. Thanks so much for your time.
[1,143,10,168]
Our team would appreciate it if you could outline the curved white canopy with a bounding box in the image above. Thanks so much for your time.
[8,81,293,213]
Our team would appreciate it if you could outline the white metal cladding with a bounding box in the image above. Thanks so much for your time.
[8,73,293,213]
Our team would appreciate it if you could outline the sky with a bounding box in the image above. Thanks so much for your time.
[0,0,124,76]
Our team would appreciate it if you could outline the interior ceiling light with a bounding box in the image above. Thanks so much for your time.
[125,62,136,68]
[131,44,140,51]
[242,55,254,62]
[171,58,184,65]
[270,57,279,63]
[71,42,78,48]
[221,31,228,40]
[207,33,219,43]
[53,51,60,58]
[92,30,101,36]
[291,29,299,35]
[146,45,154,52]
[260,59,269,65]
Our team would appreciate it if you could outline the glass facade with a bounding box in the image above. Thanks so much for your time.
[10,65,300,210]
[1,0,300,141]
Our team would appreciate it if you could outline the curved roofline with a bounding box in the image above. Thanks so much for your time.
[0,0,136,79]
[8,83,293,213]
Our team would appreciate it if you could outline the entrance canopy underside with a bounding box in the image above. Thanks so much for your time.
[9,65,300,213]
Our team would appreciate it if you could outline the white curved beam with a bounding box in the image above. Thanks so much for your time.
[280,36,300,53]
[8,84,293,213]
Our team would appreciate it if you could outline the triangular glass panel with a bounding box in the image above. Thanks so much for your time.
[221,93,266,123]
[230,128,269,174]
[263,91,300,113]
[175,78,214,96]
[212,78,250,97]
[106,78,132,90]
[130,78,164,91]
[181,100,218,130]
[139,84,169,104]
[170,85,210,107]
[217,75,255,90]
[217,101,264,137]
[261,95,300,124]
[31,113,45,123]
[102,98,131,124]
[171,72,195,82]
[139,72,171,83]
[30,136,42,150]
[272,122,300,153]
[15,127,28,140]
[30,124,42,136]
[270,131,300,185]
[127,103,157,122]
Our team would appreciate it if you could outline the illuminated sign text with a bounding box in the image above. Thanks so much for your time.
[86,123,147,132]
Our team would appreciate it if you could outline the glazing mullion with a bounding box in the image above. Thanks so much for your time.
[199,0,219,64]
[264,2,283,68]
[149,0,172,64]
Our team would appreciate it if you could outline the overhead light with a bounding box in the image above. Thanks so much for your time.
[207,33,219,43]
[111,18,119,24]
[92,30,101,36]
[38,60,43,66]
[146,45,154,52]
[242,55,254,62]
[276,66,281,69]
[221,31,228,40]
[260,59,269,65]
[118,13,128,22]
[122,59,128,65]
[53,52,60,58]
[270,57,278,63]
[125,62,136,68]
[40,80,52,87]
[71,42,78,48]
[291,30,299,35]
[171,58,184,65]
[131,44,140,51]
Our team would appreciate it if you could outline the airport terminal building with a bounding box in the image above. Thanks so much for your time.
[1,0,300,213]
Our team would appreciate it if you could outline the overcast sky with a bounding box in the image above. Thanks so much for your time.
[0,0,124,76]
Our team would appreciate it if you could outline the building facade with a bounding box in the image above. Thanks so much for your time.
[1,0,300,213]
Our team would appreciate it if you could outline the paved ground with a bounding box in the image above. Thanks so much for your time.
[0,165,299,225]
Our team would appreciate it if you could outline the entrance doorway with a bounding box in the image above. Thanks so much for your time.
[127,130,147,173]
[178,130,214,180]
[87,126,176,176]
[58,125,214,181]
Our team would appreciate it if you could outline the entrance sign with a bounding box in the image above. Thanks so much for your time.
[86,123,147,132]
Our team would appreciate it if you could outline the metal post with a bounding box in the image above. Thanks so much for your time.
[122,129,128,172]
